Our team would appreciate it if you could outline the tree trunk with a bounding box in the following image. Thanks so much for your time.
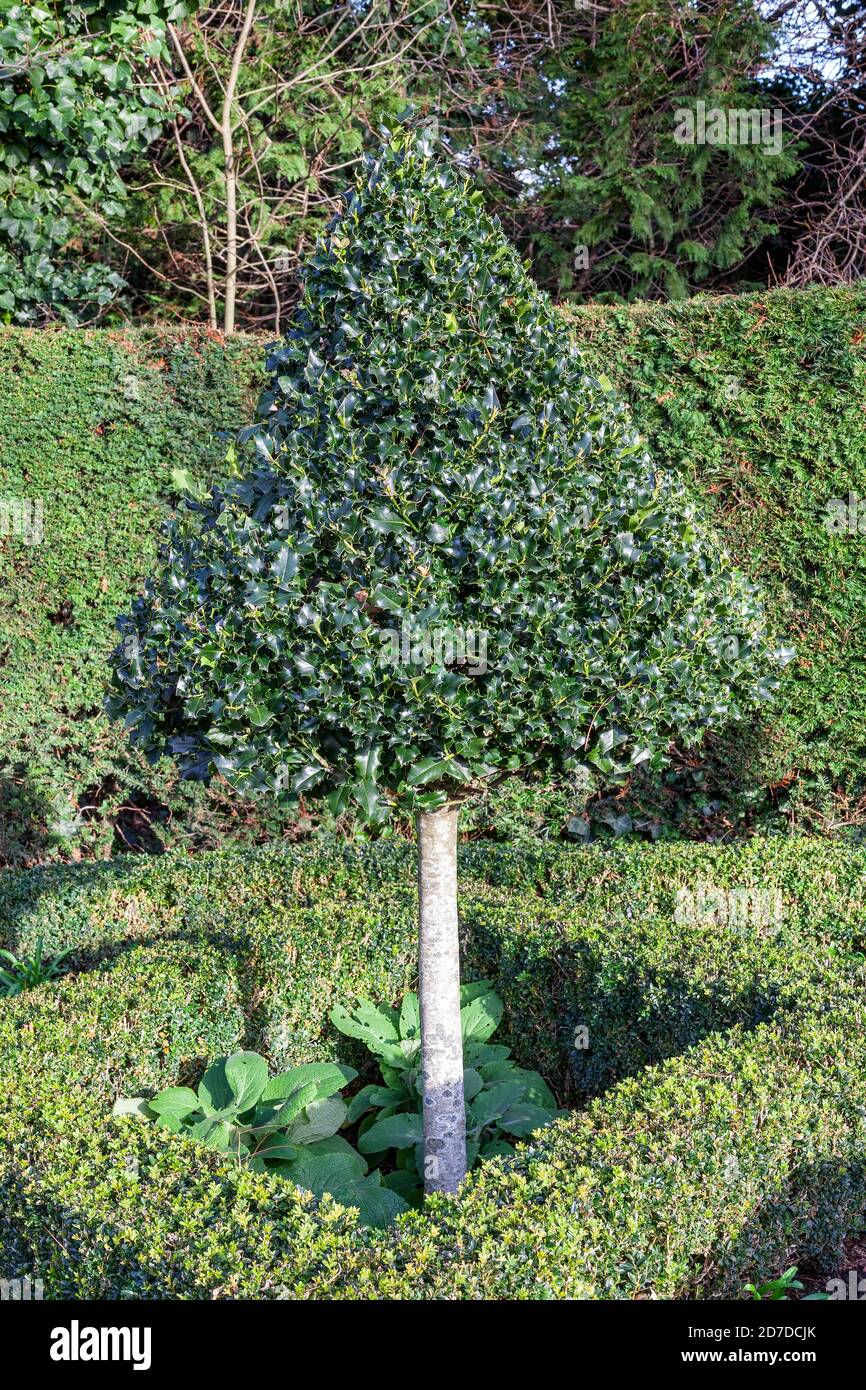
[220,0,257,335]
[416,803,467,1194]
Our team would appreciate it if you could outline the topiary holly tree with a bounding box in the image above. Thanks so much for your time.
[108,124,786,1196]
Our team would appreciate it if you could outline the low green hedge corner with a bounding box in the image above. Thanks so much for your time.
[1,838,865,1298]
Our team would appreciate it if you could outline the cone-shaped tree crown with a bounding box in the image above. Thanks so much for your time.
[108,125,784,820]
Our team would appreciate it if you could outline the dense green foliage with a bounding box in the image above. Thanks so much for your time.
[107,131,780,824]
[130,981,559,1221]
[2,284,864,864]
[0,935,70,996]
[0,0,182,323]
[0,326,271,865]
[1,837,865,1298]
[484,0,799,301]
[565,286,866,838]
[6,2,859,324]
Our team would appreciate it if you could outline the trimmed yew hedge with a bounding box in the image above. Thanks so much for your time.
[1,838,864,1299]
[3,284,866,864]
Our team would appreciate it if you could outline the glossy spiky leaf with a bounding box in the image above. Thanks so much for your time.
[108,126,782,819]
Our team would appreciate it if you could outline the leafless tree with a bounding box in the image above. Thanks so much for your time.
[125,0,505,333]
[767,1,866,286]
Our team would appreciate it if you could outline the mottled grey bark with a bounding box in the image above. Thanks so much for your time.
[416,803,467,1194]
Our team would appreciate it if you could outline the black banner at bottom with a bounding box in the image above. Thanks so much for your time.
[4,1295,862,1376]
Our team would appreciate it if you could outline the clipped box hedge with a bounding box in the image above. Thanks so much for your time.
[1,838,865,1299]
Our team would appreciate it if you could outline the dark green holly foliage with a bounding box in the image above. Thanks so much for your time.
[108,127,785,822]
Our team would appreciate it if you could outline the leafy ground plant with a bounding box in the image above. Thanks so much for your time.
[332,980,562,1203]
[0,937,72,996]
[743,1267,830,1301]
[743,1266,804,1299]
[115,1052,407,1228]
[114,983,560,1223]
